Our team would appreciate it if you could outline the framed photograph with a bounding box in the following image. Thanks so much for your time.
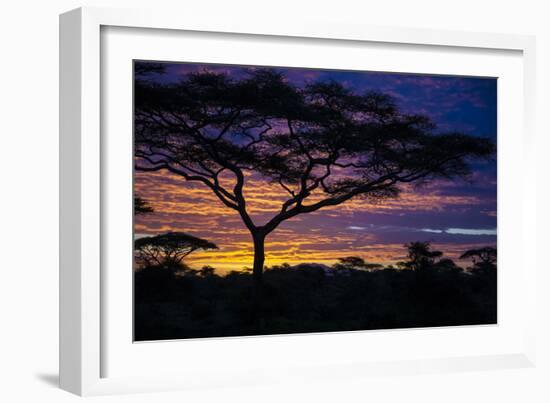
[60,6,537,396]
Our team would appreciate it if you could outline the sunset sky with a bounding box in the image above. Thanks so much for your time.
[134,62,497,273]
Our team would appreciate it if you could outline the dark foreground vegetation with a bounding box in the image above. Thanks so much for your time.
[134,242,496,341]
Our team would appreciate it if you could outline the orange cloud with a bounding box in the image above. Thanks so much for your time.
[135,170,491,274]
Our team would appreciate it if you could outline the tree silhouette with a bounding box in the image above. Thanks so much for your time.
[460,246,496,273]
[399,241,443,270]
[460,246,496,266]
[134,232,217,269]
[134,241,497,341]
[134,196,154,215]
[198,265,217,277]
[333,256,383,272]
[134,65,495,314]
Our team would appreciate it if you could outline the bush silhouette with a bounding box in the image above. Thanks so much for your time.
[134,242,497,341]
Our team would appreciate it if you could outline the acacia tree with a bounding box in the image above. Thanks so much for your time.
[134,65,495,308]
[135,232,218,269]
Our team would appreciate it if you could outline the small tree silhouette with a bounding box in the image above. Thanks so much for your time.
[460,247,496,265]
[134,232,217,270]
[134,65,495,314]
[134,196,154,215]
[400,241,443,270]
[198,265,217,277]
[333,256,383,272]
[460,246,496,273]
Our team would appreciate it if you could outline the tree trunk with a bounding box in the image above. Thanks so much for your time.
[251,232,266,328]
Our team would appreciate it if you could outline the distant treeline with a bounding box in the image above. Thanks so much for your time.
[134,242,496,341]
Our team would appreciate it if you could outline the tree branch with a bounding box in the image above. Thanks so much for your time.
[135,155,240,211]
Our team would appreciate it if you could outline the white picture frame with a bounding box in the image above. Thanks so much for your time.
[60,6,537,396]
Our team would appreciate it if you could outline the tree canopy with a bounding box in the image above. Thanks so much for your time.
[398,241,444,270]
[135,67,494,237]
[460,246,497,265]
[134,232,218,269]
[333,256,383,271]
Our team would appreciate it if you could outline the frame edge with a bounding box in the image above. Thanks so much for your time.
[59,7,83,396]
[59,5,538,395]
